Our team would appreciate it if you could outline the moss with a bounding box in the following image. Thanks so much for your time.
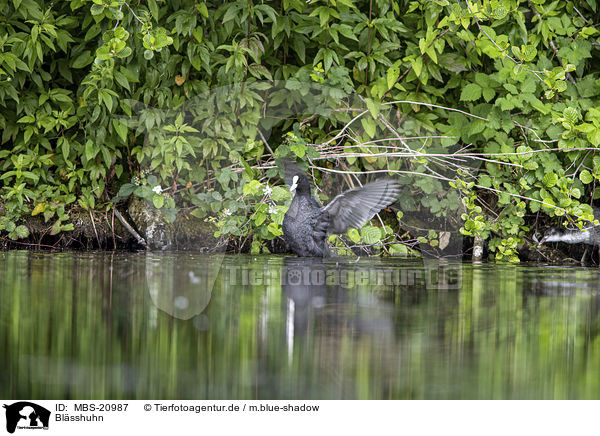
[172,213,222,251]
[127,197,172,250]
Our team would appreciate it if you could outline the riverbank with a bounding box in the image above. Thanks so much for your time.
[0,198,222,252]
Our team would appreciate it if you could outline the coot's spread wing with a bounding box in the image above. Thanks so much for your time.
[323,179,400,234]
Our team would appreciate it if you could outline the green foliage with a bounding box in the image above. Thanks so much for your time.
[115,173,177,222]
[216,178,289,253]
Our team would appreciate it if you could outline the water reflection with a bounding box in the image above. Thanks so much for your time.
[0,251,599,399]
[146,253,223,320]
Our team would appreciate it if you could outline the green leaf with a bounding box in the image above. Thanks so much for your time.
[148,0,159,19]
[113,26,129,40]
[50,220,62,235]
[31,203,47,216]
[18,115,35,124]
[254,212,266,226]
[386,61,401,89]
[520,45,537,62]
[267,222,282,236]
[117,183,136,199]
[222,4,240,23]
[563,107,580,125]
[196,3,209,18]
[511,45,521,59]
[361,226,381,244]
[361,117,376,138]
[101,91,113,111]
[347,228,360,243]
[112,119,128,142]
[389,243,408,256]
[120,66,139,82]
[71,50,93,68]
[90,3,104,15]
[365,97,380,120]
[85,140,96,161]
[478,175,492,188]
[412,56,423,77]
[114,71,131,91]
[15,225,29,239]
[43,210,55,223]
[192,26,203,43]
[290,143,306,158]
[116,47,132,58]
[543,172,558,188]
[153,194,164,209]
[588,127,600,146]
[580,169,594,184]
[243,180,262,196]
[271,186,289,202]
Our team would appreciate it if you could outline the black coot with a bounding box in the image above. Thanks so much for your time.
[282,166,400,257]
[540,206,600,264]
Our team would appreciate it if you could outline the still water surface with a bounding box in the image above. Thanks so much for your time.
[1,251,599,399]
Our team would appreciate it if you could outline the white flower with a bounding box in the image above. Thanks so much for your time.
[152,185,163,194]
[269,205,278,214]
[263,185,273,196]
[223,208,232,216]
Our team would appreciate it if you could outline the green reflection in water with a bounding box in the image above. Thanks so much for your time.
[0,251,599,399]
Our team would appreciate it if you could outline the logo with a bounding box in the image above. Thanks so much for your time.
[3,402,50,434]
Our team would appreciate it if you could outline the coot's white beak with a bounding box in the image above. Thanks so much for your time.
[290,175,298,195]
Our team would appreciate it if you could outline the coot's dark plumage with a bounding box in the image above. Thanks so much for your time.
[539,227,600,245]
[282,166,400,257]
[540,206,600,246]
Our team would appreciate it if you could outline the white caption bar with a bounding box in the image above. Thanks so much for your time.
[0,400,598,436]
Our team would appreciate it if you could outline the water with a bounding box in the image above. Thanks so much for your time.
[1,250,599,399]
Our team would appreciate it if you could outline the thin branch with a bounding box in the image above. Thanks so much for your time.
[89,210,101,248]
[321,110,369,146]
[113,5,123,30]
[123,1,145,26]
[383,100,489,121]
[258,129,275,157]
[569,1,592,24]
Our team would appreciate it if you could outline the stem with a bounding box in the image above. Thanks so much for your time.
[89,209,101,247]
[364,0,372,88]
[123,2,145,26]
[113,208,149,249]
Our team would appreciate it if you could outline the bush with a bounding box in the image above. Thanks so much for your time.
[1,0,600,259]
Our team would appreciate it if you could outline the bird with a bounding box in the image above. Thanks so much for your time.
[282,163,401,257]
[539,226,600,245]
[540,207,600,264]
